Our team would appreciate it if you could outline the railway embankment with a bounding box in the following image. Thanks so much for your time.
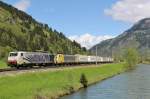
[0,63,125,99]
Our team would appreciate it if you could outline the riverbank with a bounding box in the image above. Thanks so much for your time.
[142,61,150,64]
[0,63,125,99]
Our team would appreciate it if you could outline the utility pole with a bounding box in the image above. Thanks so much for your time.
[69,40,73,55]
[96,46,97,65]
[70,45,72,55]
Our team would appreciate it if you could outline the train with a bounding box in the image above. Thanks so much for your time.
[7,51,113,68]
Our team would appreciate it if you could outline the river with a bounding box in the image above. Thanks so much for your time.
[61,64,150,99]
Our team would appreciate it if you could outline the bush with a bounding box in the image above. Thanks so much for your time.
[80,73,88,88]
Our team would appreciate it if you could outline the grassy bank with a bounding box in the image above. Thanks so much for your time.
[0,63,125,99]
[0,60,7,68]
[142,61,150,64]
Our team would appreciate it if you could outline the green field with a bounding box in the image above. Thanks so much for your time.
[0,63,125,99]
[0,60,7,68]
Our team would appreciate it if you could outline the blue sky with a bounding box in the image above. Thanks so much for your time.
[3,0,150,48]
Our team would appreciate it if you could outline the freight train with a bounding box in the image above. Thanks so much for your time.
[7,51,113,68]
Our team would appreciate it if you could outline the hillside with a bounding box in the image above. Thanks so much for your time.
[90,18,150,60]
[0,1,88,59]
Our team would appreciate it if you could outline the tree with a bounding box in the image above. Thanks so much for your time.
[124,48,139,70]
[44,24,49,30]
[82,47,87,52]
[59,32,66,39]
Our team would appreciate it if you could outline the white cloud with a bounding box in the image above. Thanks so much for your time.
[14,0,30,11]
[69,33,114,49]
[105,0,150,23]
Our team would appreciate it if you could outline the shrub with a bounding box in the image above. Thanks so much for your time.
[80,73,88,88]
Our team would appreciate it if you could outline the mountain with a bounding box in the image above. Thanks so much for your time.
[0,1,88,59]
[90,18,150,60]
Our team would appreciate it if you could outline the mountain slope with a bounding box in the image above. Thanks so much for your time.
[90,18,150,58]
[0,1,87,59]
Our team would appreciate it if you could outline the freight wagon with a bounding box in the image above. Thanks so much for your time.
[64,55,76,64]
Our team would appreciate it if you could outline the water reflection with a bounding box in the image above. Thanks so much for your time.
[61,64,150,99]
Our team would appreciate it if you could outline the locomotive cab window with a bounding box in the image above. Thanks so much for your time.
[21,53,23,56]
[9,53,18,57]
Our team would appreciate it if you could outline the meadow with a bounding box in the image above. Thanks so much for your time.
[0,63,125,99]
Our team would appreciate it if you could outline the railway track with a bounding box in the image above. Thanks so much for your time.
[0,68,16,72]
[0,63,103,73]
[0,66,58,73]
[0,62,114,75]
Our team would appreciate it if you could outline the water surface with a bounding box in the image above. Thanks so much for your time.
[61,64,150,99]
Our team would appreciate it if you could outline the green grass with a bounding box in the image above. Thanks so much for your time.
[142,61,150,64]
[0,63,125,99]
[0,60,7,68]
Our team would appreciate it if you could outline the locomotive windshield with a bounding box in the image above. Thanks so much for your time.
[9,52,18,57]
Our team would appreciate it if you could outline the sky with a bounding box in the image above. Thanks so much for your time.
[2,0,150,49]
